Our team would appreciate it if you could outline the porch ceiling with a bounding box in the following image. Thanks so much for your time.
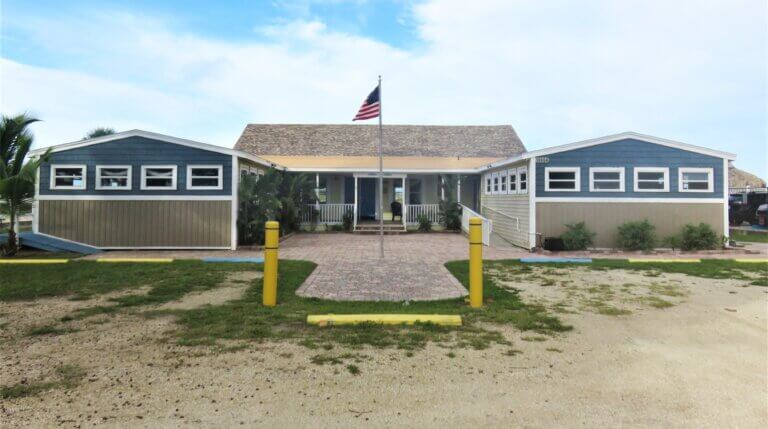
[259,155,502,172]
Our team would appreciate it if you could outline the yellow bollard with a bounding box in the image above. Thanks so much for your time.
[263,220,279,307]
[469,217,483,308]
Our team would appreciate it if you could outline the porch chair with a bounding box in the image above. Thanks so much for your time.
[390,201,403,222]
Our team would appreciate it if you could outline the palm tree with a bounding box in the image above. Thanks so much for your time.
[0,114,49,256]
[83,127,115,140]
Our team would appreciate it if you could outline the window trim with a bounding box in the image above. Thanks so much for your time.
[186,165,223,190]
[518,166,528,194]
[95,165,132,191]
[589,167,625,192]
[678,167,714,193]
[544,167,580,192]
[634,167,669,193]
[499,171,508,193]
[140,165,178,191]
[50,164,87,190]
[491,172,500,194]
[507,168,518,194]
[484,174,492,195]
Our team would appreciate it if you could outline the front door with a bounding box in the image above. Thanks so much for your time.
[358,178,376,220]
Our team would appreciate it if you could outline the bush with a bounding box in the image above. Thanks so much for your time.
[417,214,432,232]
[680,223,720,250]
[617,219,656,250]
[560,222,595,250]
[342,208,354,232]
[439,201,462,231]
[661,235,681,250]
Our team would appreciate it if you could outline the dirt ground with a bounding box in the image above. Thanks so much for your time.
[1,269,766,428]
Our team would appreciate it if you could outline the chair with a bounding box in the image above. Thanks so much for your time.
[390,201,403,222]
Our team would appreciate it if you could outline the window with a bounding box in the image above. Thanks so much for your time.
[518,167,528,194]
[50,165,87,190]
[485,174,492,195]
[240,168,249,177]
[589,167,624,192]
[187,165,223,190]
[545,167,580,191]
[96,166,131,190]
[500,173,507,193]
[634,167,669,192]
[408,178,422,204]
[141,166,177,190]
[508,168,517,194]
[679,168,713,192]
[492,172,500,194]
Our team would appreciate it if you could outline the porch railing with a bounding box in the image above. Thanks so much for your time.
[405,204,441,225]
[301,204,355,224]
[460,204,492,246]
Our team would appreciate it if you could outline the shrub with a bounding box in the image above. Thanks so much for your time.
[342,209,354,232]
[417,214,432,232]
[617,219,656,250]
[439,201,462,231]
[661,235,681,250]
[328,224,344,232]
[560,222,595,250]
[679,223,720,250]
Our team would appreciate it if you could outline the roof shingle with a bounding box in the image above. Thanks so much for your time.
[235,124,525,158]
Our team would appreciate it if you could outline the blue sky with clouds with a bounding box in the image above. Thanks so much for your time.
[1,0,765,176]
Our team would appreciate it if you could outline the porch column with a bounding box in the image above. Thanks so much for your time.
[353,175,358,228]
[402,176,407,227]
[440,175,445,200]
[457,175,461,204]
[315,173,320,210]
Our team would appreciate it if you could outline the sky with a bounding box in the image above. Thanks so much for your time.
[0,0,766,176]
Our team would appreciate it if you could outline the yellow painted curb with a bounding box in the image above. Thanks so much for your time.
[733,259,768,263]
[0,259,69,264]
[307,314,463,327]
[627,259,701,263]
[96,258,174,263]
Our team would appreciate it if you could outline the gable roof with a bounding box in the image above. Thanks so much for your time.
[235,124,525,158]
[29,129,277,168]
[482,131,736,171]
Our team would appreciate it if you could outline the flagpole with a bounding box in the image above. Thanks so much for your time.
[377,75,384,259]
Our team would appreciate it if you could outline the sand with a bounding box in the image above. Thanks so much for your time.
[1,271,766,427]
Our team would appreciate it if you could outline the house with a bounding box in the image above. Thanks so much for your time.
[29,126,734,251]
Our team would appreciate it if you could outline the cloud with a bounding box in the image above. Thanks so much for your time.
[0,0,765,175]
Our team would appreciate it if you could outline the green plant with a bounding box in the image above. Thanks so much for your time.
[0,114,50,256]
[438,175,463,231]
[83,127,115,140]
[617,219,656,250]
[342,208,354,232]
[417,214,432,232]
[328,224,344,232]
[661,235,681,250]
[680,223,720,250]
[560,221,595,250]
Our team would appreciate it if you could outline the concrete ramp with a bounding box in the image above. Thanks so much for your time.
[0,232,102,255]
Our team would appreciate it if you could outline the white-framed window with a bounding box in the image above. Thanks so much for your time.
[50,165,87,190]
[141,165,177,190]
[589,167,625,192]
[484,174,492,195]
[634,167,669,192]
[500,172,507,193]
[507,168,517,194]
[187,165,223,190]
[240,167,250,177]
[492,172,500,194]
[518,167,528,194]
[544,167,580,192]
[95,165,131,190]
[678,167,713,192]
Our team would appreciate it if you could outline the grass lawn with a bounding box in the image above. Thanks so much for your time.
[731,231,768,243]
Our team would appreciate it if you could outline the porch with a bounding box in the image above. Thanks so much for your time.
[299,172,481,230]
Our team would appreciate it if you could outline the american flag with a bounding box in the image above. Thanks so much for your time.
[352,85,380,121]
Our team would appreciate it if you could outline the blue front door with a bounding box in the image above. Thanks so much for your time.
[358,178,376,219]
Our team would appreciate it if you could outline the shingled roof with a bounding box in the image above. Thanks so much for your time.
[235,124,525,158]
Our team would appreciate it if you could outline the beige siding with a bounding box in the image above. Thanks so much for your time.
[536,202,725,248]
[39,200,232,248]
[479,161,531,249]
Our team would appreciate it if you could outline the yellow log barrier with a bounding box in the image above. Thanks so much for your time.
[263,220,279,307]
[96,258,173,263]
[469,217,483,308]
[627,259,701,263]
[307,314,463,327]
[0,259,69,264]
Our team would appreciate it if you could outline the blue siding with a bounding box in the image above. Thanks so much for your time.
[535,139,724,198]
[39,137,232,196]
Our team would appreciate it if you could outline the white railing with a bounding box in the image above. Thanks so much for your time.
[461,204,492,246]
[302,204,355,224]
[405,204,441,225]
